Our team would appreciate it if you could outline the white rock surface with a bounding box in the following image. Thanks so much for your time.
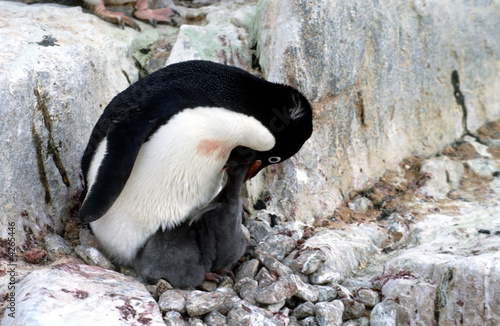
[0,1,139,246]
[1,264,164,326]
[251,0,500,222]
[418,155,464,199]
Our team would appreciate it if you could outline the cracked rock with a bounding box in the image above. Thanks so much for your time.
[255,250,293,277]
[292,248,327,274]
[314,300,344,326]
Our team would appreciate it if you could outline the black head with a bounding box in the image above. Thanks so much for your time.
[226,85,313,179]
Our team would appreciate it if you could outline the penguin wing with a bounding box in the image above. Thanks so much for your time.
[78,116,159,223]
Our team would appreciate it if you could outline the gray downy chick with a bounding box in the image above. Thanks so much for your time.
[132,162,252,288]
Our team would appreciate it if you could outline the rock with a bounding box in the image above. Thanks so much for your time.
[316,285,338,302]
[1,263,163,326]
[348,196,374,214]
[467,158,498,179]
[185,290,227,317]
[255,274,319,305]
[356,288,380,308]
[293,301,316,319]
[237,279,258,305]
[340,298,365,321]
[166,3,256,70]
[254,267,277,287]
[251,0,500,223]
[158,290,188,313]
[246,220,274,243]
[304,226,386,284]
[292,249,327,275]
[0,1,139,247]
[418,156,464,199]
[381,279,435,325]
[463,136,493,158]
[382,200,500,325]
[187,317,205,326]
[226,303,275,326]
[44,234,73,258]
[341,317,370,326]
[236,258,260,281]
[204,311,227,326]
[370,300,410,326]
[384,213,410,244]
[255,250,293,277]
[164,311,187,326]
[74,244,114,270]
[299,316,318,326]
[256,233,298,261]
[314,300,344,326]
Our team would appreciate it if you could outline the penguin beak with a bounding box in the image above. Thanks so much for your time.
[244,160,262,181]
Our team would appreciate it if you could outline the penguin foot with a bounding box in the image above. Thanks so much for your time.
[93,3,141,31]
[204,269,236,283]
[133,0,179,27]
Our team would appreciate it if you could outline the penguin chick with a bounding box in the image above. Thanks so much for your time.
[78,60,312,265]
[133,162,252,287]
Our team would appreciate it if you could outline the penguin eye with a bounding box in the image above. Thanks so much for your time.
[268,156,281,164]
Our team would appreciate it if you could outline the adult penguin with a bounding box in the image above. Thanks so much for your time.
[78,60,313,265]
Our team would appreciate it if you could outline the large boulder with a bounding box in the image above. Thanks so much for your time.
[251,0,500,223]
[0,2,140,247]
[1,264,164,326]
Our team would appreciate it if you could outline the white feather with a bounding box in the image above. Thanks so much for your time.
[89,107,275,264]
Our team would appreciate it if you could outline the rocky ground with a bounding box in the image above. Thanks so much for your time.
[1,122,499,325]
[1,0,499,325]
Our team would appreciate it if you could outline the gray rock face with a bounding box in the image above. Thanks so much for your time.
[252,0,500,223]
[314,300,344,326]
[0,1,139,247]
[1,263,163,326]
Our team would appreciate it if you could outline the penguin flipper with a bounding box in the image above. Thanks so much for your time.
[78,117,159,223]
[188,203,221,225]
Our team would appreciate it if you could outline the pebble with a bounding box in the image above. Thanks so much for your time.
[237,279,258,305]
[255,249,293,277]
[236,258,260,281]
[254,274,319,304]
[314,300,344,326]
[357,288,379,308]
[159,290,188,313]
[185,290,227,317]
[188,317,205,326]
[44,234,73,258]
[293,301,316,319]
[257,233,299,260]
[340,298,366,320]
[74,244,114,270]
[246,220,273,243]
[164,311,187,326]
[341,317,370,326]
[255,267,277,287]
[299,316,318,326]
[204,311,227,326]
[292,248,327,274]
[316,285,338,302]
[348,196,374,214]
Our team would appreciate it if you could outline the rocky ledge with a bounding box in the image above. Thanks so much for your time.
[2,122,499,325]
